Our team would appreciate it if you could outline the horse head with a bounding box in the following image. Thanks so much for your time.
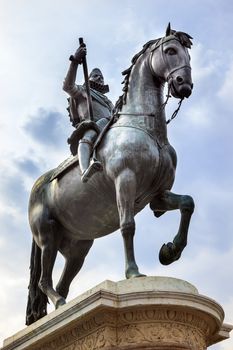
[150,23,193,99]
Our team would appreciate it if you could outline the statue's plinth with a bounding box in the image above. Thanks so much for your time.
[2,277,232,350]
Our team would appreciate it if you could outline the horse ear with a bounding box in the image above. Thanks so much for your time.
[166,22,171,36]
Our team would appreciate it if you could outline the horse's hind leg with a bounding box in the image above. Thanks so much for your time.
[56,239,93,299]
[36,218,66,308]
[150,190,194,265]
[115,169,145,278]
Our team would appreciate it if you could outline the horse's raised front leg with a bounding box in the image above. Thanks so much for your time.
[115,168,145,278]
[150,190,194,265]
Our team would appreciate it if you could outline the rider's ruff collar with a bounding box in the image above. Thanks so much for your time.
[84,81,109,94]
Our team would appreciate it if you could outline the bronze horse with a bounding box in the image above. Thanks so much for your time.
[26,25,194,325]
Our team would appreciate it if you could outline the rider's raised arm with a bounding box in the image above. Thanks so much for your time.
[63,45,87,98]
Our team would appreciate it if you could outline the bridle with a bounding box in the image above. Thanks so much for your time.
[150,36,191,81]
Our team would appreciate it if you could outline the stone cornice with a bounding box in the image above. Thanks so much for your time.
[2,277,232,350]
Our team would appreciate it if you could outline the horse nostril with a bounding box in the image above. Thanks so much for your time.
[176,76,183,84]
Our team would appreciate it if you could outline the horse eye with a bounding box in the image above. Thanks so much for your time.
[165,48,177,55]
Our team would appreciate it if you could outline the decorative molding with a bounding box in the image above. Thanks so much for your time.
[34,308,210,350]
[117,309,207,349]
[117,322,206,349]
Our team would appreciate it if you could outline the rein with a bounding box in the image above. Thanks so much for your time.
[117,83,184,125]
[162,83,184,125]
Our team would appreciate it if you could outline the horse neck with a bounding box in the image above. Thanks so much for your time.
[120,53,168,145]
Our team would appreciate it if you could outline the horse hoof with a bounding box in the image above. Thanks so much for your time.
[55,297,66,309]
[126,267,146,279]
[131,273,147,278]
[159,242,181,265]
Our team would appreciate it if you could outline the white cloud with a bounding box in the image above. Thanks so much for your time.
[218,58,233,109]
[184,100,213,127]
[191,42,221,83]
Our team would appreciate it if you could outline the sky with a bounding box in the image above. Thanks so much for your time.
[0,0,233,349]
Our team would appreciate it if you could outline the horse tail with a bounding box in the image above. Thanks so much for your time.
[26,239,48,325]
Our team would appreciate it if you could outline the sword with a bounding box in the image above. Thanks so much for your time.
[69,37,94,121]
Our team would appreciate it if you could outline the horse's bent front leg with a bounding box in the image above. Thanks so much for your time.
[115,168,145,278]
[150,190,194,265]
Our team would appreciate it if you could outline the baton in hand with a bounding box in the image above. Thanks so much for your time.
[69,38,94,121]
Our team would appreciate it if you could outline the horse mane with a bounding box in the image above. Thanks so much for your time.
[114,30,192,115]
[171,30,193,49]
[114,39,159,113]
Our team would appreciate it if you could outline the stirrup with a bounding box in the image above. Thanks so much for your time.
[81,160,103,183]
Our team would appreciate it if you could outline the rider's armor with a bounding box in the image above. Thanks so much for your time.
[63,63,113,182]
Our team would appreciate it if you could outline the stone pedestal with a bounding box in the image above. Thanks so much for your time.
[2,277,232,350]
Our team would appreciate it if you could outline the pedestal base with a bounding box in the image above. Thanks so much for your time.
[2,277,232,350]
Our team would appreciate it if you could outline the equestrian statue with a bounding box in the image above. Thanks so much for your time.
[26,24,194,325]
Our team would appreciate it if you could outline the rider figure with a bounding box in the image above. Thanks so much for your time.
[63,44,114,183]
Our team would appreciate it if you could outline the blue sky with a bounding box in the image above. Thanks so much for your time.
[0,1,233,349]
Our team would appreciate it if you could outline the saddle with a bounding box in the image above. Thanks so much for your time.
[49,155,79,182]
[50,116,114,182]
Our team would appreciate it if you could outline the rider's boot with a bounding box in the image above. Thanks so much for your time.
[78,140,103,183]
